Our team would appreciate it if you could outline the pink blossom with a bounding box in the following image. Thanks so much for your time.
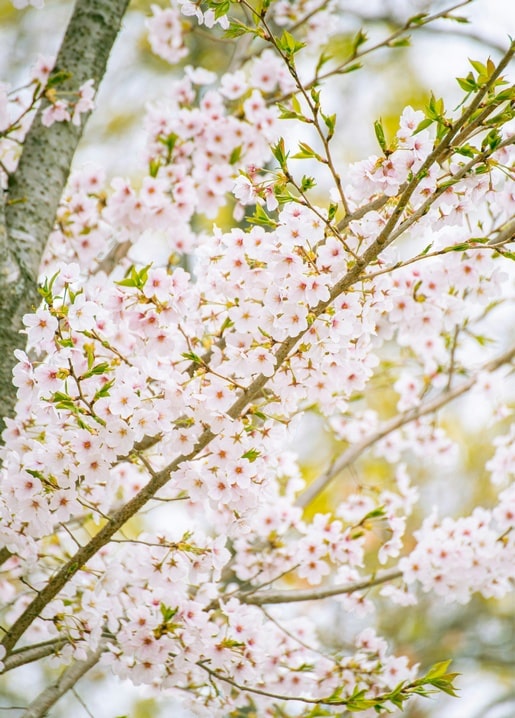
[71,79,95,125]
[31,54,55,84]
[23,306,58,347]
[41,100,70,127]
[233,175,257,204]
[146,6,188,65]
[220,70,248,100]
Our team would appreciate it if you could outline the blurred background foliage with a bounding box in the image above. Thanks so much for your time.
[0,0,513,715]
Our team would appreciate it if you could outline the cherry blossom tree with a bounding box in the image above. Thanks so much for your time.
[0,0,514,716]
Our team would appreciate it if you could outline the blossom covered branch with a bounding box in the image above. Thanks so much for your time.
[0,0,513,715]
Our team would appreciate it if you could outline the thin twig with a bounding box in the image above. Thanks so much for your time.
[240,567,402,605]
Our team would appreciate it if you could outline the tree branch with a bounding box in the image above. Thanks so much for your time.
[21,642,104,718]
[0,0,130,437]
[240,568,402,605]
[488,217,515,246]
[297,345,515,507]
[2,45,512,655]
[344,6,507,56]
[2,637,69,673]
[315,0,476,85]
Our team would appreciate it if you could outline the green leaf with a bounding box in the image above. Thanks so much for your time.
[351,28,368,53]
[46,70,73,88]
[279,30,306,57]
[430,678,459,697]
[54,400,76,411]
[51,391,72,404]
[291,94,302,114]
[116,264,150,291]
[426,93,445,120]
[300,175,316,192]
[38,270,60,302]
[362,506,386,520]
[224,21,250,38]
[374,119,387,153]
[278,106,305,121]
[229,145,242,165]
[278,109,311,125]
[345,697,377,711]
[341,62,362,74]
[456,74,477,92]
[292,141,324,161]
[491,86,515,103]
[436,122,448,141]
[81,362,111,380]
[388,35,411,47]
[414,117,434,134]
[469,58,487,76]
[443,243,470,253]
[251,409,267,421]
[213,0,230,20]
[158,132,178,155]
[425,660,453,680]
[93,379,115,401]
[115,276,137,288]
[75,416,91,430]
[242,448,261,462]
[322,112,336,137]
[247,203,278,228]
[472,334,493,347]
[447,14,470,23]
[454,144,476,157]
[26,468,46,481]
[481,128,502,152]
[182,351,202,364]
[310,87,321,106]
[271,138,289,168]
[407,12,428,25]
[160,603,178,622]
[148,158,160,178]
[485,107,515,126]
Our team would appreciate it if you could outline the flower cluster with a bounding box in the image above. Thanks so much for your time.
[41,79,95,128]
[1,1,514,716]
[400,493,515,604]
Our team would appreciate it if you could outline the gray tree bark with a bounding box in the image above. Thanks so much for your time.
[0,0,130,438]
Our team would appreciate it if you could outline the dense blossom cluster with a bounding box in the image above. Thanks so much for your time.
[400,487,515,604]
[41,67,291,271]
[0,0,514,715]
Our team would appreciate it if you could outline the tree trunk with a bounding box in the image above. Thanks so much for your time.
[0,0,130,438]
